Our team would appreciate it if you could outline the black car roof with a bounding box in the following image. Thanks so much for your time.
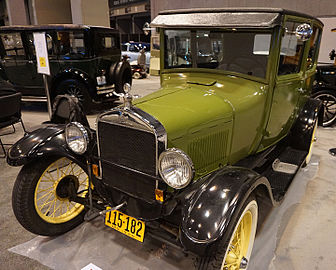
[151,8,323,29]
[0,24,118,32]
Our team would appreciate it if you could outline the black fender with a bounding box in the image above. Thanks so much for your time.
[7,124,86,168]
[289,98,322,152]
[51,68,96,99]
[179,167,275,256]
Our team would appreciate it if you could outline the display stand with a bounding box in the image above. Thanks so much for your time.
[33,32,51,119]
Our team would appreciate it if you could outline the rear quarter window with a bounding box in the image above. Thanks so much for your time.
[96,34,120,56]
[57,31,87,59]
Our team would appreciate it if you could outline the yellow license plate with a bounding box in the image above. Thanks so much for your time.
[105,208,145,242]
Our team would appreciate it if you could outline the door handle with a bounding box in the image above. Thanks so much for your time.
[298,87,305,93]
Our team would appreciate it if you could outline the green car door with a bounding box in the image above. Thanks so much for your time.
[262,18,322,148]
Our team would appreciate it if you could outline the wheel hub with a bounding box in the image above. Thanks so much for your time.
[240,257,248,269]
[55,175,79,199]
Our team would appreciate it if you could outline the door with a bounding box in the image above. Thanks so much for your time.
[265,20,309,145]
[0,32,44,96]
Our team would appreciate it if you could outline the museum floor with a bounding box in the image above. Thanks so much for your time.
[0,76,335,270]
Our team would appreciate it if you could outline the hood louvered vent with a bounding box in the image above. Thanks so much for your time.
[188,129,229,170]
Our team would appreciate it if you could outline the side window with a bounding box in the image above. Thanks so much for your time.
[278,21,305,75]
[58,31,86,59]
[0,33,25,59]
[129,44,140,52]
[97,34,119,56]
[306,26,320,70]
[27,32,57,59]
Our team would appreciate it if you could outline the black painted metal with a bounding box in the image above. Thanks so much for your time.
[6,124,86,167]
[178,166,275,255]
[290,98,322,151]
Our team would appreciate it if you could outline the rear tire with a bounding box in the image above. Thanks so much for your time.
[197,196,258,270]
[54,79,92,113]
[12,157,89,236]
[312,90,336,127]
[133,71,141,79]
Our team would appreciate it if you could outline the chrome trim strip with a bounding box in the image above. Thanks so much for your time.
[95,106,167,179]
[22,96,47,102]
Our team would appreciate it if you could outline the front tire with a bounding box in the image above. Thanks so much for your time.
[312,90,336,127]
[197,196,258,270]
[12,157,89,236]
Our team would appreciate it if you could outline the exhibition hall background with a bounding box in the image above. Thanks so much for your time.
[0,0,335,62]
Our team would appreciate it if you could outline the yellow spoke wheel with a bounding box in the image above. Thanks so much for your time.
[34,157,89,224]
[305,120,318,165]
[221,199,258,270]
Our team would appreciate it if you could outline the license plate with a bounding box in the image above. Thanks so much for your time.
[105,208,145,242]
[96,76,106,86]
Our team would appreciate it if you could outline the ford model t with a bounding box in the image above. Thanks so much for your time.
[8,9,323,270]
[0,24,132,111]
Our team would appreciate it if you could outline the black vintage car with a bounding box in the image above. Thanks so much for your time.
[312,28,336,127]
[0,24,132,111]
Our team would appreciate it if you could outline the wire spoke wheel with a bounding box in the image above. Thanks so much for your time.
[34,157,89,224]
[66,85,85,102]
[305,120,318,165]
[314,91,336,126]
[221,200,258,270]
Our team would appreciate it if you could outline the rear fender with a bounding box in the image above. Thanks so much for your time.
[51,68,96,98]
[7,124,86,167]
[179,167,275,256]
[289,98,322,151]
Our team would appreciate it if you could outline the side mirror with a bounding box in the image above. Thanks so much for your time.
[295,23,313,41]
[329,49,336,60]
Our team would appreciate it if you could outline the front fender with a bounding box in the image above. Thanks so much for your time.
[179,167,275,255]
[7,124,86,167]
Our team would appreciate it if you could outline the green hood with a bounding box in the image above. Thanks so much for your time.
[135,72,267,176]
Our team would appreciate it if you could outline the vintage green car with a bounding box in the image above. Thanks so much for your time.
[0,24,132,111]
[8,8,323,270]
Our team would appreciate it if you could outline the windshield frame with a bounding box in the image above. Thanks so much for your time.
[161,27,276,83]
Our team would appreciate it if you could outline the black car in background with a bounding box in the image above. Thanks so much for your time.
[0,24,132,111]
[311,27,336,127]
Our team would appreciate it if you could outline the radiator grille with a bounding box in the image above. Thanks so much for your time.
[98,121,157,175]
[101,161,157,203]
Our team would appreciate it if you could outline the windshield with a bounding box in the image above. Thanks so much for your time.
[164,29,272,78]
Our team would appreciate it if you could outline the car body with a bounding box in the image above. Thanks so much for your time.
[8,8,323,270]
[0,24,132,111]
[312,27,336,126]
[121,41,150,68]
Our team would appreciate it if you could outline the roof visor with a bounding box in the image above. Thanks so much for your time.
[150,12,282,29]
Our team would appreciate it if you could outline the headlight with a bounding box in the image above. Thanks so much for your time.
[65,122,89,154]
[158,148,194,189]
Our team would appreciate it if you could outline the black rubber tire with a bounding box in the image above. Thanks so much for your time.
[312,90,336,127]
[12,157,86,236]
[196,195,258,270]
[133,71,141,79]
[114,63,132,94]
[54,79,92,113]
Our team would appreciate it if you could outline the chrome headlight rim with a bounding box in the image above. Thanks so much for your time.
[158,148,195,189]
[65,122,89,154]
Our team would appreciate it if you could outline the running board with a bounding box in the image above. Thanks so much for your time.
[22,96,47,102]
[272,159,298,174]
